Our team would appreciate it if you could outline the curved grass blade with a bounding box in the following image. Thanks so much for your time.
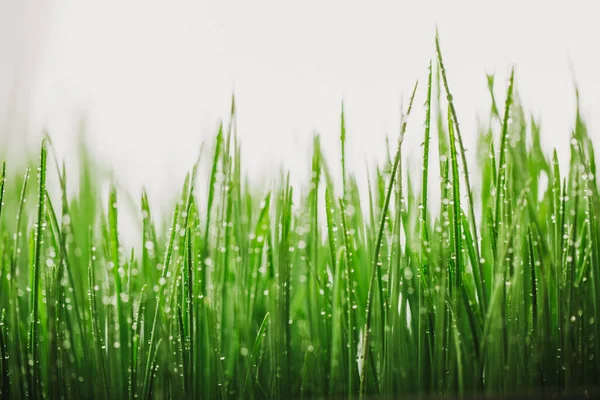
[142,202,181,399]
[242,312,269,397]
[494,68,516,241]
[436,32,487,312]
[359,81,418,398]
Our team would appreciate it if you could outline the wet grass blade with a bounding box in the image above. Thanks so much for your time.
[436,33,487,312]
[142,202,181,399]
[359,81,418,398]
[28,141,47,400]
[494,68,516,241]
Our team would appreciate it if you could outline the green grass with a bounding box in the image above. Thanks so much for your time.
[1,39,600,399]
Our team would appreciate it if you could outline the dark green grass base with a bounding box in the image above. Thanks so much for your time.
[1,36,599,399]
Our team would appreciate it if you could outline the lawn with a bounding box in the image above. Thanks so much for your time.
[0,35,598,399]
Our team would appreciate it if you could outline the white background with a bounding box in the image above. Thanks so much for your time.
[1,0,599,207]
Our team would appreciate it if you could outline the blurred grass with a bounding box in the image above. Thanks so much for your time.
[0,38,599,399]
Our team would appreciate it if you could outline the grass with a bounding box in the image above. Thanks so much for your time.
[1,38,600,399]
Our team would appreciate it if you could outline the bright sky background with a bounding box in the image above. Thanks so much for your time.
[2,0,600,207]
